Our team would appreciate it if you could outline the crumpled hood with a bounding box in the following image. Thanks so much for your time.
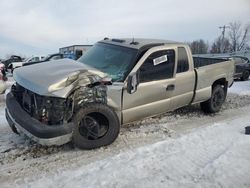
[13,58,107,97]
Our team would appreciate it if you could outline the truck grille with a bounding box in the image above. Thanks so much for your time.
[11,83,71,125]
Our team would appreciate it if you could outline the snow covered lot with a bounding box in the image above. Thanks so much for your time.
[1,80,250,188]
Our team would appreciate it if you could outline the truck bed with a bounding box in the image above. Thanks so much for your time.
[192,58,234,104]
[193,57,229,68]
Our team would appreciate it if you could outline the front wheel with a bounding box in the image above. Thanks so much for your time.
[73,103,120,150]
[200,85,226,113]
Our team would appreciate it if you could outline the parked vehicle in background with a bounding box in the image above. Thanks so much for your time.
[232,56,250,81]
[0,62,7,82]
[8,55,45,72]
[2,55,23,69]
[23,53,64,66]
[0,63,5,72]
[6,38,234,149]
[0,68,7,94]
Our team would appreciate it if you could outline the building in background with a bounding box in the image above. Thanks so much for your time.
[59,45,92,60]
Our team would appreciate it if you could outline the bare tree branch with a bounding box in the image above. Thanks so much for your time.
[238,23,250,50]
[228,21,250,52]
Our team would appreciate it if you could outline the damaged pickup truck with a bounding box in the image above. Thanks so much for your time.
[5,38,235,149]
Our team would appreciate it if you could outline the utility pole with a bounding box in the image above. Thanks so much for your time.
[219,25,230,53]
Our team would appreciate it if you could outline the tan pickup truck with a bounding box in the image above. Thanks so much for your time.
[6,38,234,149]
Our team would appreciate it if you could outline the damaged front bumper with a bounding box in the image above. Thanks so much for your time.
[5,92,73,146]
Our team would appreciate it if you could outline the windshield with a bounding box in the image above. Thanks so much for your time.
[24,57,33,62]
[78,43,138,82]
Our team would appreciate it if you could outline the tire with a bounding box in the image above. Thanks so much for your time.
[241,70,249,81]
[245,126,250,135]
[200,85,226,113]
[73,103,120,150]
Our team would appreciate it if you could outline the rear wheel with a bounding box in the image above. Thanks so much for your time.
[73,103,120,150]
[241,70,249,81]
[200,85,226,113]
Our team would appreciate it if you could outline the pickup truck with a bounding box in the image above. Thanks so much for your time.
[5,38,234,149]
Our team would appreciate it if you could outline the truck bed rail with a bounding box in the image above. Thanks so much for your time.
[193,57,229,68]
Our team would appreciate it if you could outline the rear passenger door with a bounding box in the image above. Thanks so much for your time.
[171,47,195,110]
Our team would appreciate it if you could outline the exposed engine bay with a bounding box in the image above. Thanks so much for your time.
[11,82,108,126]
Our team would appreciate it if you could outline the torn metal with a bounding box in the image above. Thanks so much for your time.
[11,72,110,126]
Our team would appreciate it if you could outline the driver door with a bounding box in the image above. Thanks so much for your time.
[122,46,177,124]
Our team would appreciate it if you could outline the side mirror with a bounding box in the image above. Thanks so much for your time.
[127,72,139,94]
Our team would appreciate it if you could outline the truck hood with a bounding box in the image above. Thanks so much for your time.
[13,58,108,98]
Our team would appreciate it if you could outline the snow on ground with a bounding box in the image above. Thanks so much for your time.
[229,80,250,95]
[0,79,250,188]
[28,114,250,188]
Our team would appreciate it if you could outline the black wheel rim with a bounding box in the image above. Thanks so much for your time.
[78,115,108,140]
[212,90,224,109]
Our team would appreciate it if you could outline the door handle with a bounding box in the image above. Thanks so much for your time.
[166,84,175,91]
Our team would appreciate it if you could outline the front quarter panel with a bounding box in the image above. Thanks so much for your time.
[106,83,123,124]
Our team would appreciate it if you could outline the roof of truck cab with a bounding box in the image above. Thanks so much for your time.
[99,38,183,50]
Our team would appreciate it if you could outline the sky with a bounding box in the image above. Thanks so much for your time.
[0,0,249,58]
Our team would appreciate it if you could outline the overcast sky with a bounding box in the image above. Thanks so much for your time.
[0,0,249,58]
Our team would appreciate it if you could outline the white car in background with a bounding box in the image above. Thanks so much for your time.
[7,55,45,72]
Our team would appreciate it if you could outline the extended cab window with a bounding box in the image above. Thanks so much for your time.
[139,50,175,82]
[177,47,189,73]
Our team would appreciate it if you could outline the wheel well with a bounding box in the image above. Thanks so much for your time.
[212,78,228,94]
[213,78,226,87]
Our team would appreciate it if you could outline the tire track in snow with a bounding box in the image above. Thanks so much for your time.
[17,115,250,188]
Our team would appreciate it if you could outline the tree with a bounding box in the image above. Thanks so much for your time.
[210,37,231,53]
[228,21,250,52]
[188,39,209,54]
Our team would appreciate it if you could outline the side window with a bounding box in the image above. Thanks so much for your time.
[177,47,189,73]
[28,58,34,62]
[50,55,62,60]
[13,57,20,62]
[29,57,39,62]
[233,57,241,65]
[139,50,175,83]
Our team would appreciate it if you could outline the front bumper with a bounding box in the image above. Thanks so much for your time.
[5,92,73,146]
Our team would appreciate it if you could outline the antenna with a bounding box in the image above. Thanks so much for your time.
[130,37,138,45]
